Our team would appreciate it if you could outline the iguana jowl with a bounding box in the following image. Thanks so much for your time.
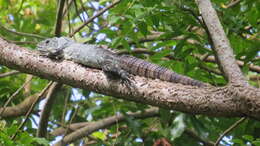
[37,37,206,87]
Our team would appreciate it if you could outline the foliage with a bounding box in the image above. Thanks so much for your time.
[0,121,49,145]
[0,0,259,145]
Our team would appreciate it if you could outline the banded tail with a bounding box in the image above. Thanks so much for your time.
[119,55,206,87]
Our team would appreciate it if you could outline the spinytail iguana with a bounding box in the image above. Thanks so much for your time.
[37,37,206,87]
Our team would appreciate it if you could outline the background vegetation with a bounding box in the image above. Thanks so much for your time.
[0,0,259,145]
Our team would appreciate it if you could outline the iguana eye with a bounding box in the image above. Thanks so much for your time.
[45,40,50,44]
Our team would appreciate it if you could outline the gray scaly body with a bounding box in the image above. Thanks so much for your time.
[37,37,206,87]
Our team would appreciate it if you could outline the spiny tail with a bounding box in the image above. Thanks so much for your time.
[119,55,206,87]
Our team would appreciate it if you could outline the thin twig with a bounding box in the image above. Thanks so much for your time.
[0,34,37,45]
[0,77,33,118]
[11,81,53,140]
[63,101,80,136]
[73,0,85,22]
[69,0,121,37]
[249,75,260,81]
[78,0,88,21]
[62,0,74,18]
[66,0,73,35]
[181,6,205,28]
[199,65,222,76]
[215,117,246,146]
[15,0,25,14]
[185,129,215,146]
[23,75,33,97]
[226,0,241,8]
[8,41,37,45]
[61,90,70,124]
[0,23,47,39]
[203,56,260,74]
[72,0,94,35]
[0,71,20,78]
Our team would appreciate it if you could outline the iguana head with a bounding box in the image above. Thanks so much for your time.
[37,37,74,59]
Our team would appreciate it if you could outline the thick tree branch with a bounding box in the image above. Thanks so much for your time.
[195,0,247,85]
[0,38,260,120]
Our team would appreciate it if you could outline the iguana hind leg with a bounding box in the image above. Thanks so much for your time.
[101,60,133,85]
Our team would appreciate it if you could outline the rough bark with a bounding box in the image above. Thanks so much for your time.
[0,38,259,120]
[195,0,247,85]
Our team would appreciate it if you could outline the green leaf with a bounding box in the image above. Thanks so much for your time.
[137,21,148,36]
[159,108,172,128]
[19,132,33,145]
[232,138,244,144]
[150,49,172,62]
[242,135,254,142]
[252,140,260,146]
[32,137,49,145]
[174,39,187,57]
[170,114,186,140]
[92,131,106,140]
[109,15,121,25]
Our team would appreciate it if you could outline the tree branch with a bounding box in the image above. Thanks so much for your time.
[0,23,47,39]
[215,117,246,146]
[0,93,40,118]
[0,38,260,120]
[204,56,260,74]
[11,82,53,140]
[0,77,32,118]
[51,121,91,136]
[37,82,62,137]
[0,70,20,78]
[23,74,33,97]
[184,129,215,146]
[69,0,121,37]
[54,108,159,145]
[195,0,247,85]
[225,0,241,8]
[54,0,66,37]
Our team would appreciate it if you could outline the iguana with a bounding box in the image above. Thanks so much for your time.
[37,37,206,87]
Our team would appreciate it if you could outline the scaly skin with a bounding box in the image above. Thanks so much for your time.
[37,37,206,87]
